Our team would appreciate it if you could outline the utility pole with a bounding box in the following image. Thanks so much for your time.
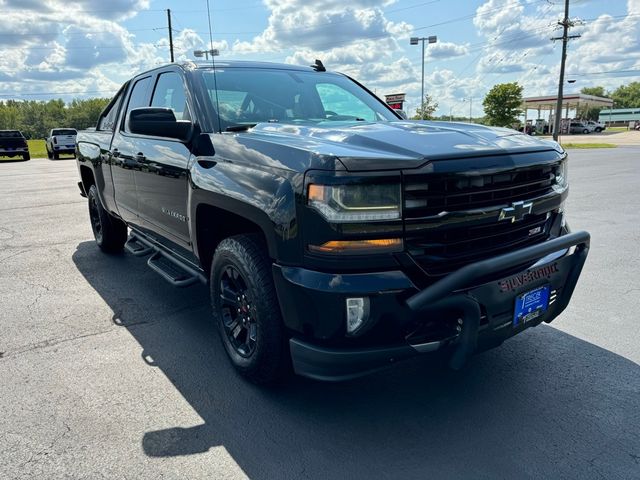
[551,0,581,140]
[167,9,174,62]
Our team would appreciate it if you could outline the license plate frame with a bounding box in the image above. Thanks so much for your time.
[513,285,550,326]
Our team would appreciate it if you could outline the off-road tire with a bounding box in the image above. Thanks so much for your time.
[211,234,289,384]
[87,184,127,253]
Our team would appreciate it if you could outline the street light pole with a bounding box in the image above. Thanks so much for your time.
[410,35,437,118]
[463,98,472,123]
[193,49,219,60]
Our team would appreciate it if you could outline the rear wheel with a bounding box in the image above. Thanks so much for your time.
[583,129,589,134]
[87,184,127,253]
[211,234,289,384]
[23,153,30,161]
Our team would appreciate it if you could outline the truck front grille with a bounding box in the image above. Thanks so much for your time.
[403,165,558,278]
[404,165,556,217]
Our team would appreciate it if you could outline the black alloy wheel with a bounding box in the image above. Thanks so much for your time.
[219,265,257,358]
[88,192,104,244]
[86,184,127,253]
[210,234,289,384]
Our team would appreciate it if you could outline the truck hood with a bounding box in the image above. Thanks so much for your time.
[242,121,563,171]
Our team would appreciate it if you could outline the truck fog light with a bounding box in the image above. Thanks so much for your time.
[559,202,567,228]
[346,297,370,335]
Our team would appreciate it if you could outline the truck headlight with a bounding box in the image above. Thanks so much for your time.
[554,160,568,189]
[307,183,401,223]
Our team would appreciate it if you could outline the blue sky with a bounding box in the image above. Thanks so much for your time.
[1,0,638,117]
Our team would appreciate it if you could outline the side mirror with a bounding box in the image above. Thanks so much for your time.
[395,109,408,120]
[129,107,192,141]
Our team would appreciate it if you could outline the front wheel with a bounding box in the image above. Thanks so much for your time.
[87,184,127,253]
[23,153,30,161]
[211,234,289,384]
[583,129,589,134]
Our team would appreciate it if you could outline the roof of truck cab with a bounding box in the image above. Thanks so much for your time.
[189,60,325,72]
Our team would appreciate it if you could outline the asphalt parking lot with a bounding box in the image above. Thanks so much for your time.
[1,150,638,479]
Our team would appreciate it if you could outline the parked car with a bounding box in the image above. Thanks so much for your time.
[0,130,30,160]
[569,121,591,134]
[46,128,77,159]
[585,120,606,133]
[76,61,589,384]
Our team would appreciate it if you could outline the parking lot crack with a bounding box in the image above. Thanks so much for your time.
[2,328,115,359]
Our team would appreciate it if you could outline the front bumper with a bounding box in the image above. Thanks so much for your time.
[276,231,590,381]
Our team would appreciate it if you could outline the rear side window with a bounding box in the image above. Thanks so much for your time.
[123,76,152,132]
[151,72,191,121]
[0,131,23,138]
[52,129,77,136]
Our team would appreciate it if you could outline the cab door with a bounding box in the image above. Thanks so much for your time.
[129,70,193,249]
[110,75,153,227]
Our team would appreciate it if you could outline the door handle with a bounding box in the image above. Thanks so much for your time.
[197,159,217,169]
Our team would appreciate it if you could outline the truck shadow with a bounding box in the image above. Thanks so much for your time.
[72,241,639,479]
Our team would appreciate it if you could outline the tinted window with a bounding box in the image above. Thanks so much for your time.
[98,89,125,131]
[151,72,191,121]
[123,76,152,132]
[316,83,376,121]
[0,131,23,138]
[52,129,77,136]
[199,68,396,130]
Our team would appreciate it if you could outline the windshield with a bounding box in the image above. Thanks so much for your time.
[197,67,398,131]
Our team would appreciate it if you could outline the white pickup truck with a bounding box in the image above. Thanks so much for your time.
[46,128,77,159]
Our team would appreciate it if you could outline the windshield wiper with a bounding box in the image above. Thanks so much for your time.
[225,123,257,132]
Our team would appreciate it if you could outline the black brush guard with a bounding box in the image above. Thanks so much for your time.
[289,231,590,381]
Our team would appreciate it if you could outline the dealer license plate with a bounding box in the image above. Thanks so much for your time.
[513,285,550,326]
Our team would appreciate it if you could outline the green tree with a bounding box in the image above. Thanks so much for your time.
[578,86,609,120]
[482,82,523,127]
[413,94,439,120]
[65,98,110,131]
[580,86,607,98]
[610,82,640,108]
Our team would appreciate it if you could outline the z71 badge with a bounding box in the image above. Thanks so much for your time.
[499,262,558,292]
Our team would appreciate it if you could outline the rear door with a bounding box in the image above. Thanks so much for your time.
[131,69,193,248]
[110,75,153,226]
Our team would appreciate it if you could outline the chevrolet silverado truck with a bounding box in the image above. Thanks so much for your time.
[46,128,77,159]
[75,61,589,383]
[0,130,30,160]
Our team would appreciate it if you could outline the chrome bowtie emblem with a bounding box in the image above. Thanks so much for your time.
[499,201,533,223]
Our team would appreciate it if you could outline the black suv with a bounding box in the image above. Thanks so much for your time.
[76,61,589,383]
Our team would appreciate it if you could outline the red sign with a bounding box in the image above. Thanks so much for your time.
[388,102,403,110]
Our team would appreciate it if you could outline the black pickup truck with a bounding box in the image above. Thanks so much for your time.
[0,130,30,160]
[76,60,589,383]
